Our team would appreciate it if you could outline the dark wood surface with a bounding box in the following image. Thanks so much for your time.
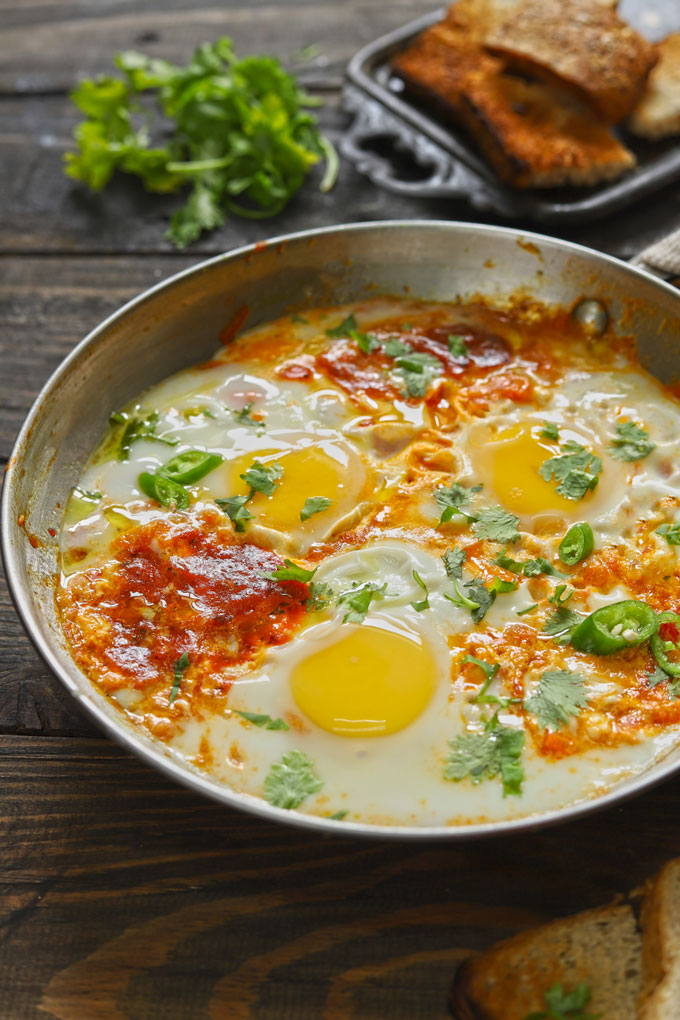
[3,2,680,1017]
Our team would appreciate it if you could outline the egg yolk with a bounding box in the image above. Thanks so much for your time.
[289,622,438,736]
[474,423,594,516]
[227,441,363,532]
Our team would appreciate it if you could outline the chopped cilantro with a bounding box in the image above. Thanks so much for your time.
[383,337,411,358]
[444,579,481,614]
[266,559,317,582]
[523,980,600,1020]
[325,313,358,338]
[472,507,520,543]
[349,329,380,354]
[490,576,517,594]
[410,569,430,612]
[608,421,655,462]
[263,750,323,809]
[542,606,581,636]
[524,669,588,731]
[216,494,252,532]
[517,603,538,616]
[463,654,501,704]
[235,710,289,730]
[338,581,387,624]
[435,481,481,525]
[657,522,680,546]
[329,810,348,821]
[381,337,442,397]
[549,583,573,605]
[539,441,602,502]
[540,421,559,441]
[447,333,469,360]
[232,402,261,427]
[495,551,563,578]
[114,409,178,461]
[306,581,335,612]
[444,726,524,797]
[647,665,669,688]
[73,486,103,503]
[169,651,190,704]
[300,496,332,521]
[442,547,466,579]
[241,460,283,496]
[464,578,496,623]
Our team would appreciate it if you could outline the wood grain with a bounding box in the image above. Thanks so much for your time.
[2,735,680,1020]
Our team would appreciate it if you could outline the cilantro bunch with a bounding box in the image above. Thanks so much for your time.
[65,38,337,247]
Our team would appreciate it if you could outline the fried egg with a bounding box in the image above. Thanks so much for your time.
[57,297,680,828]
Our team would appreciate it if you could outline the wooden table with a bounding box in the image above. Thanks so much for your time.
[3,2,680,1017]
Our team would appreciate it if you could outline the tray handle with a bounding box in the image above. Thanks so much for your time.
[630,227,680,284]
[341,85,496,206]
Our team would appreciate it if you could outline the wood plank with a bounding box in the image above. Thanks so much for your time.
[2,733,680,1020]
[0,0,440,94]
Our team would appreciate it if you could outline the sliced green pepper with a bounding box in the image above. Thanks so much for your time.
[651,611,680,678]
[138,471,189,510]
[571,600,658,654]
[159,450,223,484]
[559,522,594,566]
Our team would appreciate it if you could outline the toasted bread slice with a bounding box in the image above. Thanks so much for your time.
[457,72,635,188]
[629,34,680,140]
[450,903,643,1020]
[639,858,680,1019]
[391,21,502,118]
[482,0,657,123]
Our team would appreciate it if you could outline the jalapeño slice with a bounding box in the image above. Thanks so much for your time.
[570,600,658,655]
[159,450,223,484]
[651,612,680,678]
[559,522,594,566]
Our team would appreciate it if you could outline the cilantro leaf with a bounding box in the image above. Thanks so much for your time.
[542,606,581,636]
[523,980,601,1020]
[490,576,517,594]
[349,329,380,354]
[74,486,103,503]
[169,651,190,704]
[66,39,335,248]
[442,547,466,580]
[114,409,178,461]
[463,654,502,704]
[472,507,520,543]
[241,460,283,496]
[383,337,411,358]
[338,582,387,624]
[448,333,469,360]
[608,421,655,462]
[232,402,261,427]
[444,727,524,797]
[524,670,588,731]
[517,603,538,616]
[464,578,496,623]
[306,581,335,612]
[540,421,559,441]
[382,339,442,398]
[435,481,481,525]
[300,496,332,521]
[444,579,481,614]
[326,314,358,338]
[329,810,348,821]
[263,750,323,809]
[266,559,317,582]
[657,522,680,546]
[539,442,602,502]
[216,494,253,531]
[235,710,289,730]
[648,665,670,688]
[410,569,430,612]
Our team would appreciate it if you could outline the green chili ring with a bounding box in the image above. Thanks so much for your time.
[571,600,658,655]
[158,450,223,484]
[559,521,594,566]
[651,611,680,678]
[138,471,190,510]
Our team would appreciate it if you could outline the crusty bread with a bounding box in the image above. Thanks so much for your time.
[392,19,635,189]
[450,903,643,1020]
[482,0,657,123]
[639,858,680,1019]
[628,34,680,140]
[391,21,502,119]
[457,72,635,188]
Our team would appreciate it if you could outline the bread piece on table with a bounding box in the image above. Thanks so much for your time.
[629,34,680,140]
[639,857,680,1019]
[391,21,502,119]
[450,902,643,1020]
[481,0,657,123]
[457,72,635,188]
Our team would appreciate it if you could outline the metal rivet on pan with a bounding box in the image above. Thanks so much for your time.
[572,298,609,336]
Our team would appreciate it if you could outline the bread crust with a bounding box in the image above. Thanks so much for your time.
[482,0,657,123]
[639,857,680,1019]
[628,34,680,140]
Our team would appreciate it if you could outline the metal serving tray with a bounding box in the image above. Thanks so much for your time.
[342,8,680,223]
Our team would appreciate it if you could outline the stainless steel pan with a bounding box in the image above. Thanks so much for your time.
[4,221,680,840]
